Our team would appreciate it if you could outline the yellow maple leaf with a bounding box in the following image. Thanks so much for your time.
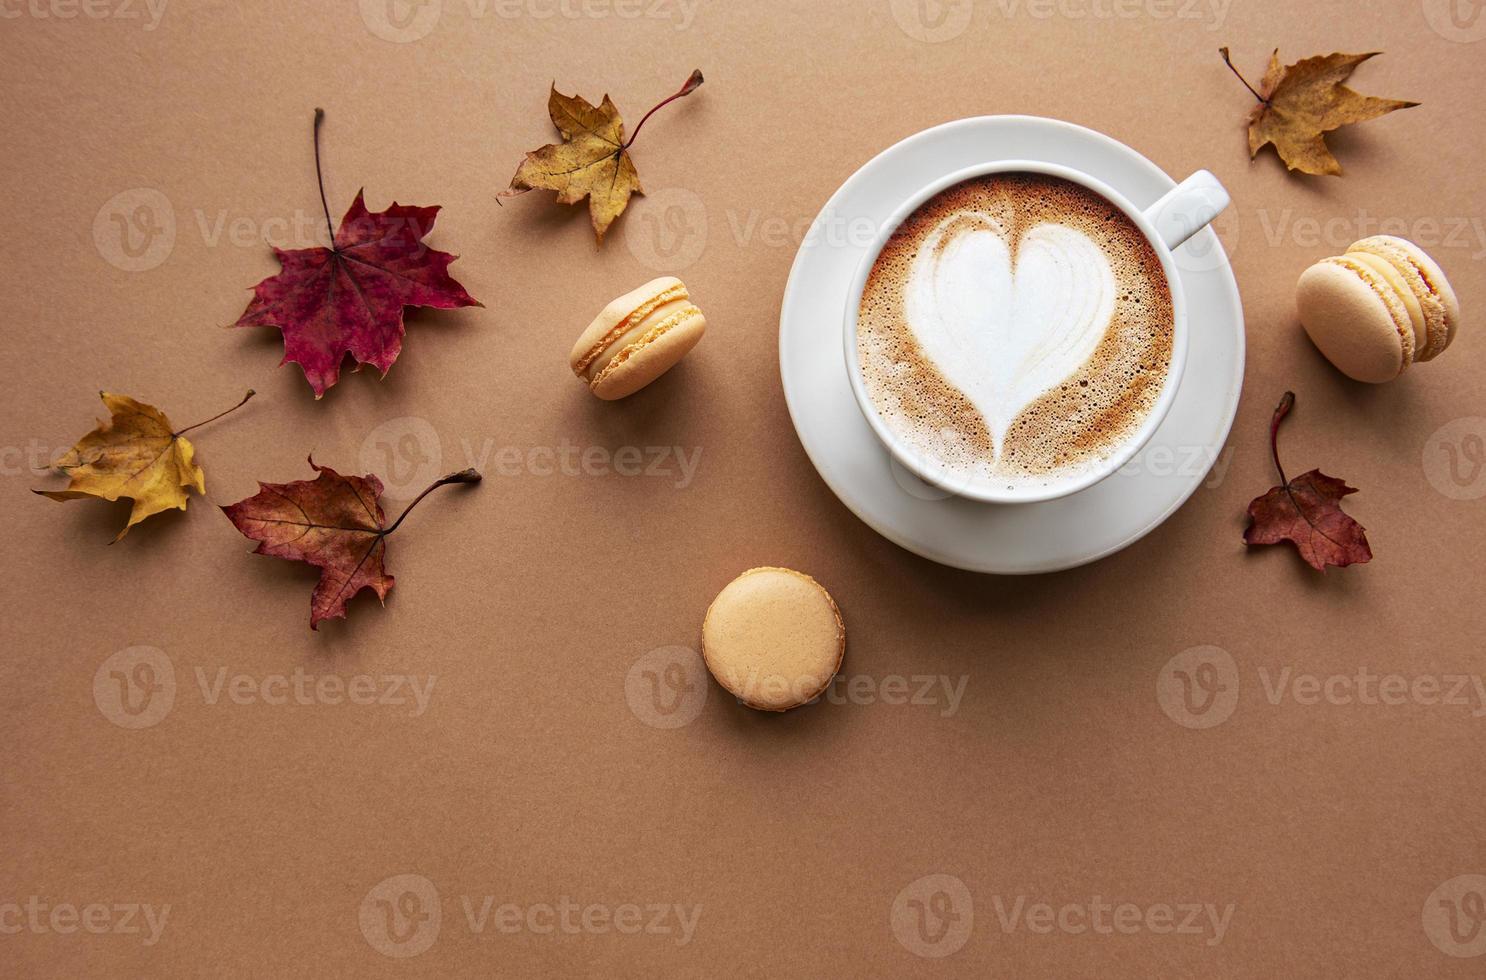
[34,391,252,542]
[500,70,703,242]
[1222,48,1419,176]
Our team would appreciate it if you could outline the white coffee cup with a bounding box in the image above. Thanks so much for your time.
[843,159,1229,505]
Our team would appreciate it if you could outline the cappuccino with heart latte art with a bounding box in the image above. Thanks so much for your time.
[857,173,1174,491]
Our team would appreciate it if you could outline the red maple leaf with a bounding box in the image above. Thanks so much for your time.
[221,457,480,629]
[1244,392,1372,571]
[234,110,480,397]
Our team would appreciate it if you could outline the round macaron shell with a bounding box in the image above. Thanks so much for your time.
[1297,259,1411,383]
[701,567,845,712]
[589,310,706,400]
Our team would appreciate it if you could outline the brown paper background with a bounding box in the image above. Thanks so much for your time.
[2,1,1483,976]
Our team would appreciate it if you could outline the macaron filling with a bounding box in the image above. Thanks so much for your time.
[589,305,704,388]
[573,282,690,379]
[1345,251,1427,356]
[1349,237,1452,361]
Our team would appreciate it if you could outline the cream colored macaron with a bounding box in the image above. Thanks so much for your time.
[701,567,845,712]
[570,277,706,400]
[1297,237,1461,383]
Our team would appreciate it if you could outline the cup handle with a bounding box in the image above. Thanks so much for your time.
[1142,170,1230,252]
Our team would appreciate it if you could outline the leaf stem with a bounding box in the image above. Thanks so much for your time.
[1268,391,1295,486]
[173,390,256,438]
[313,107,335,247]
[621,69,704,151]
[1219,47,1267,104]
[381,469,481,536]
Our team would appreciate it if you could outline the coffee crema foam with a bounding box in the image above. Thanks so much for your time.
[858,173,1174,490]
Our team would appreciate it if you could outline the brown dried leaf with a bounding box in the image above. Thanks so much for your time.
[1222,48,1419,176]
[500,70,703,242]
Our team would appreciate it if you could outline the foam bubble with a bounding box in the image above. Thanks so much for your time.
[858,173,1173,490]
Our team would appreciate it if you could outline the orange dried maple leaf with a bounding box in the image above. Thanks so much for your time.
[1221,48,1419,176]
[500,70,703,242]
[34,390,253,541]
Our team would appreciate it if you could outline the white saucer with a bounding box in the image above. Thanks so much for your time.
[778,116,1246,574]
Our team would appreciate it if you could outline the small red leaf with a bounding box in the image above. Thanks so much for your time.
[1243,392,1372,571]
[222,457,480,629]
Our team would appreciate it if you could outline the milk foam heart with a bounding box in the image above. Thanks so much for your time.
[856,172,1175,489]
[904,215,1117,457]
